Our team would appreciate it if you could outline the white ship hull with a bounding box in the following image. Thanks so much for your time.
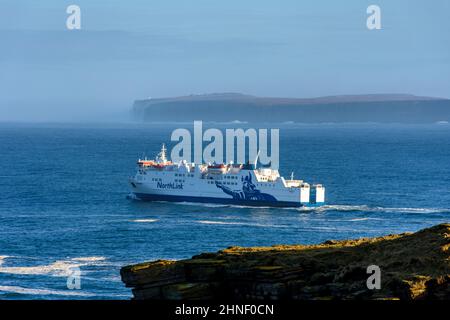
[129,145,325,208]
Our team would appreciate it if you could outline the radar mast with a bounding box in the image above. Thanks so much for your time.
[157,144,168,163]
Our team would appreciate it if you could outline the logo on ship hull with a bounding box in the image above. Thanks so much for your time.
[215,173,277,202]
[157,182,184,190]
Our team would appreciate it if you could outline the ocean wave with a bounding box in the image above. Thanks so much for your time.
[70,256,107,262]
[197,220,286,228]
[0,255,11,267]
[291,205,450,214]
[297,226,381,233]
[99,275,122,282]
[0,285,96,297]
[198,220,244,225]
[377,207,450,214]
[283,205,369,213]
[364,192,407,196]
[0,256,109,277]
[347,217,378,222]
[198,220,380,233]
[176,202,230,208]
[130,219,158,223]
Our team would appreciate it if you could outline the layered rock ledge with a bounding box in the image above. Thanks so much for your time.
[120,223,450,300]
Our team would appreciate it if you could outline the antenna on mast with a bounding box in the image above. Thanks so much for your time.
[290,172,294,181]
[157,143,167,163]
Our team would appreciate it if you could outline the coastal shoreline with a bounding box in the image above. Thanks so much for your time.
[121,223,450,300]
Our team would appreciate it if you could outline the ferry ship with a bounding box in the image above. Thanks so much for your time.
[129,145,325,207]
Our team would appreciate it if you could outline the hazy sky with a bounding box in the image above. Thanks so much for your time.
[1,0,449,121]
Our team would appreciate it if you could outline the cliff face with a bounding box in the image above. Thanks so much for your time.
[131,93,450,123]
[120,224,450,300]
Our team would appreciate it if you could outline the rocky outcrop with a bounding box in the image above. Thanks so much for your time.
[121,223,450,300]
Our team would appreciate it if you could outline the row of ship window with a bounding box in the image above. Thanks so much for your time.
[207,176,238,180]
[175,173,194,177]
[206,181,276,187]
[152,177,187,183]
[208,181,238,185]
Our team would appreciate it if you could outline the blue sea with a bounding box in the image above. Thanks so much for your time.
[1,122,449,299]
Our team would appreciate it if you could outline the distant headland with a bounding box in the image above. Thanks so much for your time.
[131,93,450,123]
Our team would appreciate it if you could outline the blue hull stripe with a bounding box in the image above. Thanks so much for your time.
[133,193,303,208]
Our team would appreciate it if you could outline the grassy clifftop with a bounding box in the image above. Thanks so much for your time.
[121,223,450,300]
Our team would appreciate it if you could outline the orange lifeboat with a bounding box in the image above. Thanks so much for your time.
[138,160,156,167]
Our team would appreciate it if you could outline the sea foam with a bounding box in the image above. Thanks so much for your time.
[0,285,96,297]
[0,256,109,277]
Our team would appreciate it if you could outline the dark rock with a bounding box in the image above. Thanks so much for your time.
[120,223,450,300]
[160,282,220,300]
[183,259,225,282]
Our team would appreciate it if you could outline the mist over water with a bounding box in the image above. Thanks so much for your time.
[2,1,450,122]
